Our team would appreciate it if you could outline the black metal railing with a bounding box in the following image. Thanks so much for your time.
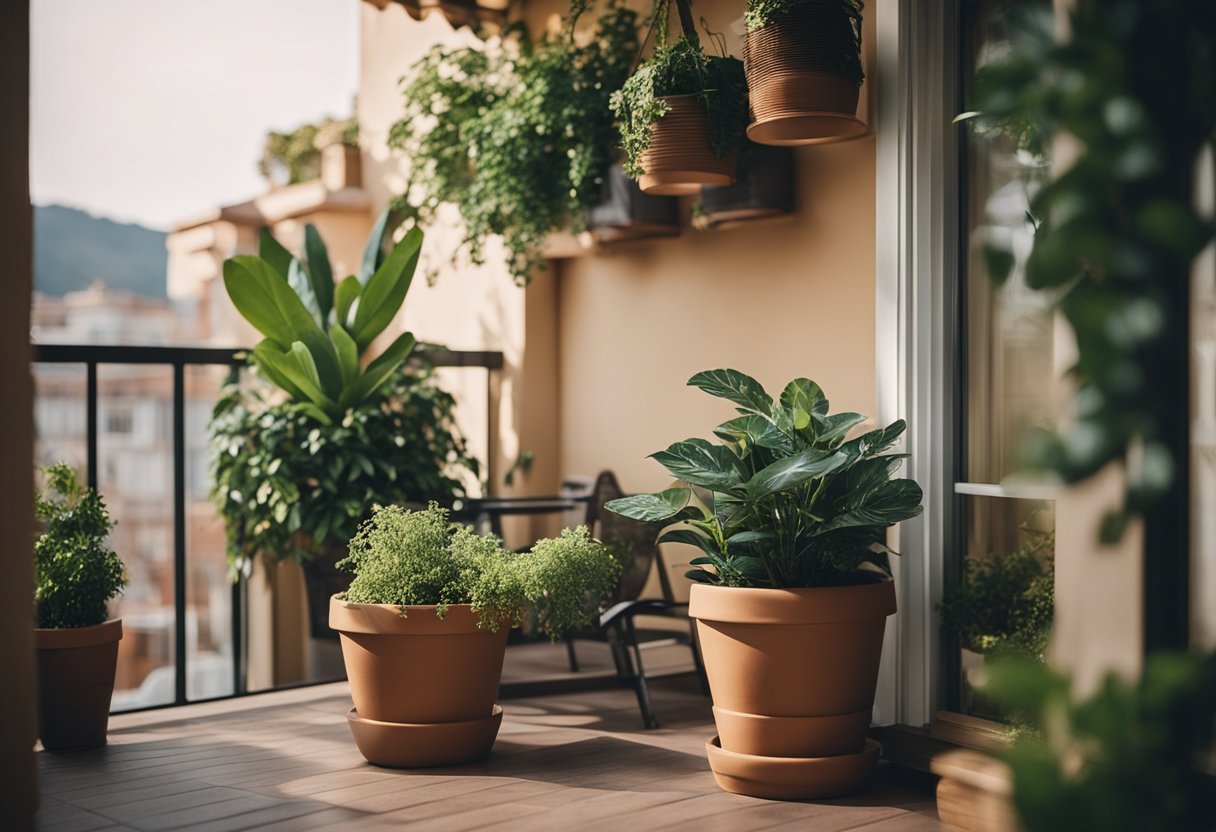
[33,342,504,712]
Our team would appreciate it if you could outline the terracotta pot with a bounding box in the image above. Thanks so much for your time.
[330,596,509,767]
[689,581,896,798]
[639,95,738,196]
[706,736,882,800]
[35,619,122,751]
[743,7,866,146]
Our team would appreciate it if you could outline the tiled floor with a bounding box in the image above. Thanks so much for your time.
[35,645,958,831]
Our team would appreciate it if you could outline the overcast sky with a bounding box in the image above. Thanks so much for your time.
[31,0,360,230]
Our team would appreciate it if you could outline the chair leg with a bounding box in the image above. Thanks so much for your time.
[564,636,580,673]
[625,618,659,730]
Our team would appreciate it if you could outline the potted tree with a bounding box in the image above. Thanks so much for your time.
[211,215,478,655]
[743,0,867,145]
[611,0,748,195]
[607,369,922,799]
[33,463,128,751]
[330,503,620,767]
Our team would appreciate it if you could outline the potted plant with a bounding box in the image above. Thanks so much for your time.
[694,145,797,229]
[211,215,478,649]
[743,0,867,146]
[330,503,620,767]
[391,0,650,285]
[585,163,681,243]
[33,463,128,751]
[611,0,748,195]
[607,369,922,799]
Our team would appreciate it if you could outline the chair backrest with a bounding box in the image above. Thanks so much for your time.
[585,471,674,603]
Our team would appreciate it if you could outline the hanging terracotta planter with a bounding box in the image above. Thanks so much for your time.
[586,164,681,243]
[744,2,867,146]
[36,619,123,751]
[639,96,739,196]
[330,597,508,768]
[689,580,896,799]
[695,146,796,228]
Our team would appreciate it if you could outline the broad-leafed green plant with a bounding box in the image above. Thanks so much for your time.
[611,0,747,178]
[390,0,640,285]
[34,463,127,629]
[606,369,923,588]
[222,210,420,425]
[338,503,621,637]
[744,0,864,86]
[210,358,479,572]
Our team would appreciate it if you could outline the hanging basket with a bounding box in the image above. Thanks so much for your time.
[639,96,739,197]
[696,146,796,228]
[586,164,681,243]
[744,4,866,146]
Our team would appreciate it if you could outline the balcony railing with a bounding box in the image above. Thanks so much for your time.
[33,342,504,712]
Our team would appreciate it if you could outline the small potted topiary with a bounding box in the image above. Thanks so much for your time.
[329,503,620,768]
[608,369,922,799]
[743,0,867,145]
[611,0,748,195]
[33,463,128,751]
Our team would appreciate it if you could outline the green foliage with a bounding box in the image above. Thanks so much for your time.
[967,0,1216,541]
[939,529,1054,661]
[610,9,748,180]
[390,0,640,285]
[222,212,421,424]
[606,369,923,587]
[337,503,621,637]
[744,0,865,87]
[259,116,358,186]
[984,651,1216,831]
[34,463,127,629]
[209,359,479,570]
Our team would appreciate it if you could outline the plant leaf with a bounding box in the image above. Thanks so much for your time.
[249,339,308,401]
[222,256,297,348]
[330,324,359,389]
[303,224,335,326]
[747,448,848,501]
[360,209,391,284]
[687,368,773,416]
[334,275,361,331]
[287,258,322,325]
[605,487,701,523]
[814,479,924,534]
[713,414,793,453]
[815,412,868,447]
[650,438,742,491]
[658,528,722,559]
[258,228,294,281]
[341,331,416,409]
[353,226,423,350]
[780,378,829,417]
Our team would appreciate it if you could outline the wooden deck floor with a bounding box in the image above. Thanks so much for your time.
[35,649,957,832]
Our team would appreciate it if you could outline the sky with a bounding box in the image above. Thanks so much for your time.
[30,0,360,231]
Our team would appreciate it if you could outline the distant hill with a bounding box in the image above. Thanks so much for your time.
[34,204,168,298]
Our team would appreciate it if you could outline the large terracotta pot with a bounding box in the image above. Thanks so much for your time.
[35,619,122,751]
[330,596,509,767]
[743,5,866,146]
[639,95,738,196]
[689,581,896,799]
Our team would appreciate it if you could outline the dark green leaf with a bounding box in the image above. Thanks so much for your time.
[341,332,416,409]
[304,224,334,325]
[360,209,392,284]
[650,438,742,491]
[605,487,699,523]
[780,378,829,417]
[258,228,295,281]
[687,368,773,416]
[334,275,361,331]
[747,448,848,501]
[353,226,423,350]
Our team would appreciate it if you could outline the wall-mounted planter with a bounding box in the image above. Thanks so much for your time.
[744,4,866,146]
[640,96,738,196]
[586,165,680,243]
[695,146,797,229]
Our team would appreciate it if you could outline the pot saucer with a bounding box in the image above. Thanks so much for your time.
[705,735,881,800]
[747,112,867,146]
[347,705,503,768]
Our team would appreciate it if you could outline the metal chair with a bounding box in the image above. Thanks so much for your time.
[567,471,708,729]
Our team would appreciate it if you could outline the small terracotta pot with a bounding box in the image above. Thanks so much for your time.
[690,581,895,798]
[743,8,866,146]
[639,95,738,196]
[330,596,509,767]
[35,619,122,751]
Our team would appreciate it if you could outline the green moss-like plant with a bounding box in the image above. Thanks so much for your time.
[610,13,748,180]
[34,463,127,629]
[337,503,621,638]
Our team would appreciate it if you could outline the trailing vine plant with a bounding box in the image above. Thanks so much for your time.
[968,0,1216,543]
[390,0,639,285]
[610,0,748,178]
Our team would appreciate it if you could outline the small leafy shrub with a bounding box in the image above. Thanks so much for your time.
[607,369,923,587]
[210,360,478,571]
[34,463,127,629]
[611,12,748,179]
[260,115,358,186]
[744,0,864,86]
[338,503,621,637]
[939,529,1054,661]
[390,0,640,285]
